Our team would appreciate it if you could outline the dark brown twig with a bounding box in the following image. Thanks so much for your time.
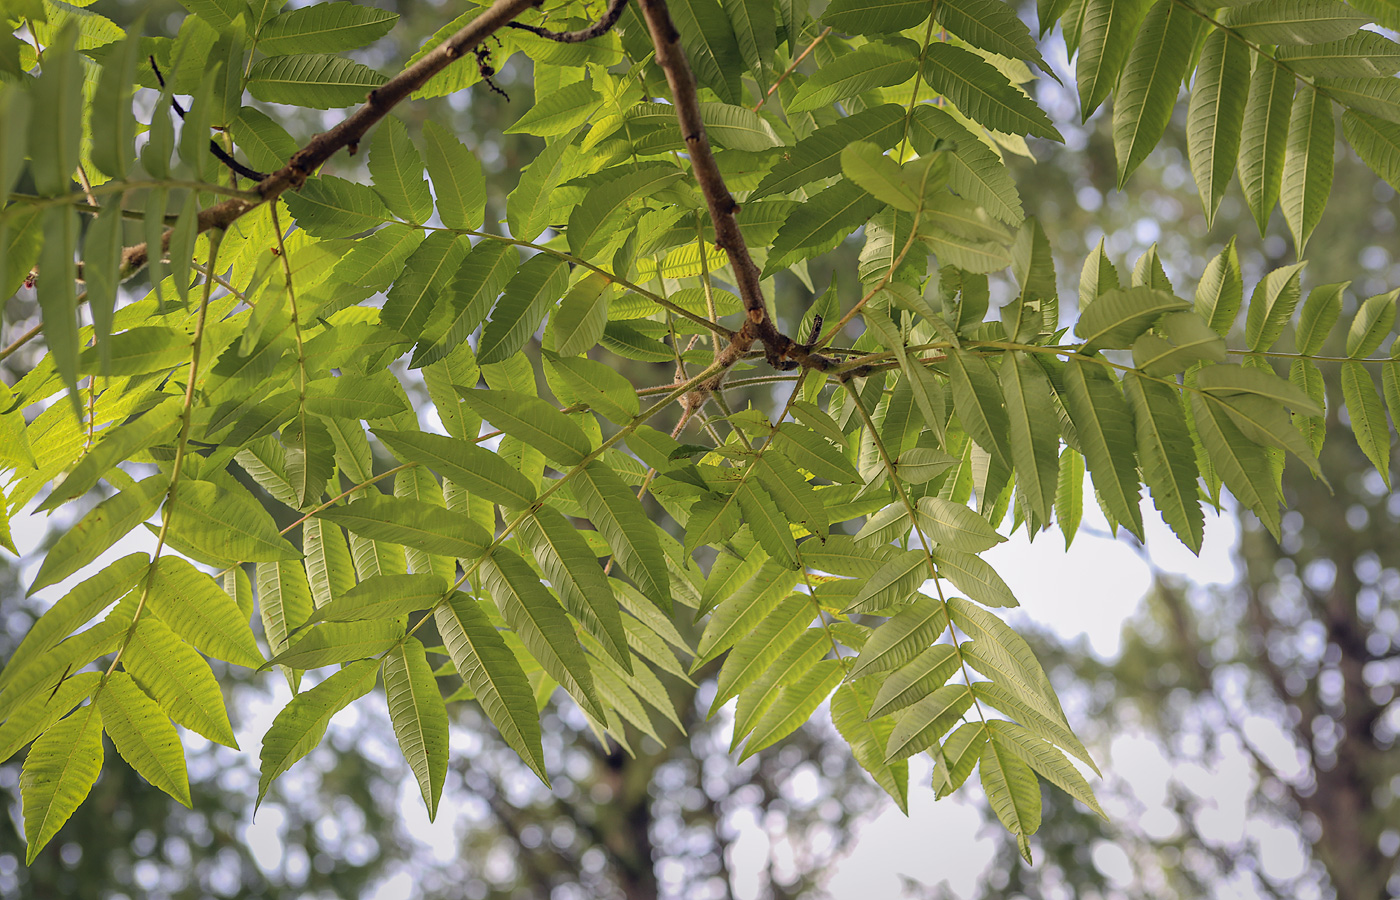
[634,0,838,410]
[506,0,629,42]
[119,0,542,277]
[147,56,269,182]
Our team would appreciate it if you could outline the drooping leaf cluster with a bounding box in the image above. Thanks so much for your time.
[2,0,1399,867]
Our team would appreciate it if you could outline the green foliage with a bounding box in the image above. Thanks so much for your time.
[3,0,1400,867]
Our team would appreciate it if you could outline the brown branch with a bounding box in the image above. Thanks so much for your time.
[634,0,838,408]
[118,0,543,277]
[507,0,630,42]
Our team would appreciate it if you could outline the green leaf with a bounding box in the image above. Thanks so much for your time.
[1079,237,1121,307]
[731,631,827,746]
[369,116,433,224]
[932,721,988,798]
[735,477,801,568]
[1346,289,1398,358]
[1222,0,1368,45]
[457,388,592,466]
[413,239,520,368]
[1189,391,1282,537]
[0,555,144,696]
[909,104,1025,225]
[147,556,263,669]
[823,0,929,33]
[247,54,388,108]
[723,0,776,72]
[844,549,926,615]
[831,680,909,812]
[980,729,1042,845]
[270,621,404,669]
[98,672,190,807]
[884,683,973,762]
[422,120,486,231]
[1076,0,1151,120]
[507,127,583,241]
[934,549,1018,608]
[1123,372,1204,553]
[123,615,238,748]
[1187,29,1250,225]
[36,207,80,407]
[567,167,684,257]
[1277,31,1400,78]
[478,254,570,365]
[1296,281,1347,356]
[938,0,1048,70]
[29,475,168,596]
[946,348,1013,469]
[866,644,961,719]
[752,104,906,200]
[916,496,1006,552]
[571,461,672,612]
[506,81,602,137]
[1113,0,1200,187]
[382,638,450,819]
[1281,84,1334,255]
[481,547,605,720]
[20,702,103,864]
[1340,360,1393,487]
[712,592,814,713]
[1194,238,1244,336]
[284,175,393,238]
[256,560,314,672]
[1238,60,1294,235]
[764,179,884,275]
[1000,352,1060,522]
[170,480,302,563]
[697,561,800,666]
[258,658,379,805]
[316,493,492,558]
[42,398,181,511]
[383,230,476,335]
[258,2,398,56]
[1343,108,1400,191]
[0,673,101,766]
[1055,446,1084,548]
[922,43,1062,141]
[1076,286,1191,352]
[1244,262,1308,351]
[28,25,81,197]
[374,428,536,509]
[1062,358,1144,538]
[307,573,446,623]
[89,27,141,180]
[435,592,547,781]
[669,0,744,103]
[552,272,613,358]
[519,506,630,671]
[988,720,1105,817]
[850,594,949,679]
[738,659,843,760]
[231,106,300,172]
[788,40,918,112]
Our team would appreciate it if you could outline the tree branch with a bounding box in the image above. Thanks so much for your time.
[118,0,543,277]
[633,0,838,409]
[507,0,630,42]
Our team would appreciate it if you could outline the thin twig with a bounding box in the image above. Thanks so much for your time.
[753,26,831,112]
[118,0,543,277]
[506,0,629,42]
[148,55,269,181]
